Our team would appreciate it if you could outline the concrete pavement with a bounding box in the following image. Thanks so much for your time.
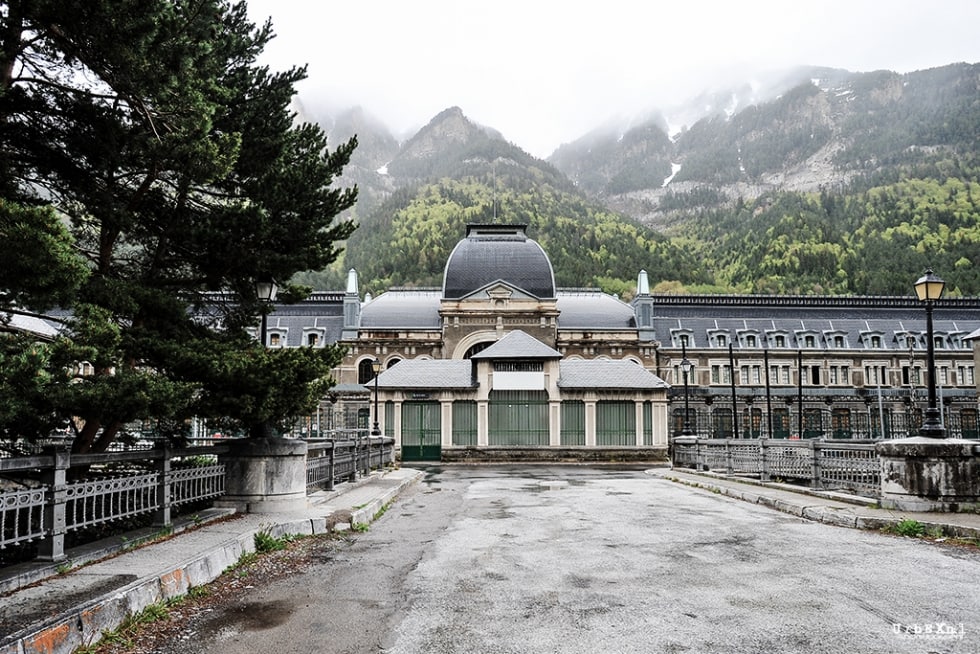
[4,463,980,654]
[0,467,423,654]
[654,467,980,539]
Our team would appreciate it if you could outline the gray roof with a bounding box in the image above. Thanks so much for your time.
[360,290,442,329]
[556,290,636,329]
[262,293,345,347]
[376,359,476,389]
[650,295,980,351]
[443,224,556,300]
[558,359,669,389]
[471,330,562,360]
[1,312,62,339]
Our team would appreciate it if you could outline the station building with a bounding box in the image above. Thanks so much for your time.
[259,223,980,460]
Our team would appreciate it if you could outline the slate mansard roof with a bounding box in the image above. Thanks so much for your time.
[359,289,635,331]
[649,294,980,350]
[263,292,345,347]
[442,224,556,300]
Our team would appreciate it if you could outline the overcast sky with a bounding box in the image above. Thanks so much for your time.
[245,0,980,158]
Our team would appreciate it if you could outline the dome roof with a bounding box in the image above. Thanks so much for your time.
[442,224,556,299]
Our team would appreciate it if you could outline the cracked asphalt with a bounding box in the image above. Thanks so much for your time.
[122,465,980,654]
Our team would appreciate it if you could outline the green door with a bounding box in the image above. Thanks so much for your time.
[401,401,441,461]
[596,400,635,446]
[489,391,549,446]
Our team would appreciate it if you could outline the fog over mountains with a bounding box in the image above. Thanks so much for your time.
[289,62,980,299]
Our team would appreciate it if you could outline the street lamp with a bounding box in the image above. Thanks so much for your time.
[681,343,694,436]
[254,277,278,438]
[371,358,382,468]
[914,268,945,439]
[255,278,279,346]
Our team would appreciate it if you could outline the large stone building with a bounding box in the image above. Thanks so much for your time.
[259,223,980,459]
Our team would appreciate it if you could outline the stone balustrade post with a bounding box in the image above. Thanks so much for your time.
[37,446,69,562]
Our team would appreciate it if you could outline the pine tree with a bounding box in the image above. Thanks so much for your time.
[0,0,357,451]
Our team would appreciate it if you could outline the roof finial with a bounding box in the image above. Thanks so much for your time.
[637,270,650,295]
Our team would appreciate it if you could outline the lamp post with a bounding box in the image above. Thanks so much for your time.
[914,268,946,438]
[255,278,278,439]
[681,344,694,437]
[371,357,382,468]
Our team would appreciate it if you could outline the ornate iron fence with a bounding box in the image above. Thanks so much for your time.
[305,434,394,492]
[0,444,228,563]
[672,437,881,497]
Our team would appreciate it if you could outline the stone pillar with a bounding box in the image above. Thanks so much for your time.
[584,398,597,447]
[876,437,980,512]
[218,437,309,514]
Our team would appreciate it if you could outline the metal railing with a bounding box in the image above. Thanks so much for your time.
[305,434,394,492]
[0,444,228,562]
[672,437,881,497]
[1,432,395,566]
[670,407,980,441]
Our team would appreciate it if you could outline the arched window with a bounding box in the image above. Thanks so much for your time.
[464,341,493,359]
[358,359,378,384]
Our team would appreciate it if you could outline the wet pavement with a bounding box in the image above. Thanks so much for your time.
[124,465,980,654]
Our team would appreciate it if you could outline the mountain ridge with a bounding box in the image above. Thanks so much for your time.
[292,62,980,298]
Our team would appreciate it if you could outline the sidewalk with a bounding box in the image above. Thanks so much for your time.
[652,467,980,539]
[0,467,423,654]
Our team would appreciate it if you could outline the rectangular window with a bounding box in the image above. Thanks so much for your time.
[495,361,543,372]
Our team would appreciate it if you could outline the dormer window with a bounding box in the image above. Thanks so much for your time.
[824,331,847,349]
[796,330,820,349]
[707,329,729,348]
[671,330,694,349]
[861,331,885,349]
[767,331,789,348]
[738,330,761,349]
[304,329,325,347]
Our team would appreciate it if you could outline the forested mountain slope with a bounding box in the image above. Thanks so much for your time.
[296,64,980,298]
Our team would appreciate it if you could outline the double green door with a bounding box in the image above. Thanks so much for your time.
[401,401,441,461]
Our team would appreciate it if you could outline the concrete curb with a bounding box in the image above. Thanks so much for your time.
[660,470,980,541]
[1,469,422,654]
